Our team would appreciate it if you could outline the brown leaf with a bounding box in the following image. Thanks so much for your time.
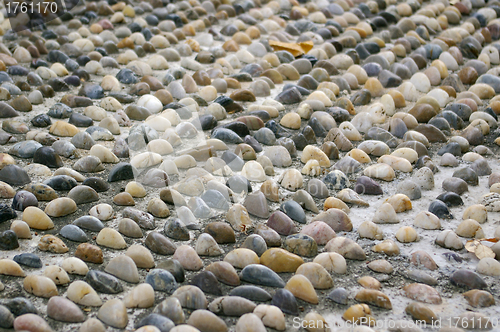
[268,40,314,58]
[481,238,499,243]
[475,244,495,259]
[465,239,480,253]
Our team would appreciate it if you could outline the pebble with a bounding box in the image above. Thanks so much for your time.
[23,275,58,298]
[463,290,495,307]
[98,299,128,329]
[405,302,437,324]
[404,283,442,304]
[47,296,85,322]
[44,197,77,217]
[13,314,53,332]
[173,245,204,271]
[0,1,498,331]
[13,253,42,268]
[105,255,140,283]
[75,243,103,264]
[62,257,88,276]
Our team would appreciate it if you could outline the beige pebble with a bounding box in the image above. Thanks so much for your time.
[89,203,114,221]
[0,259,25,276]
[384,194,412,212]
[224,248,260,269]
[49,121,80,137]
[113,192,135,206]
[358,221,383,240]
[44,197,77,217]
[280,112,301,129]
[396,226,419,243]
[456,219,484,238]
[23,275,58,298]
[125,181,147,197]
[61,257,88,276]
[414,211,441,230]
[123,283,155,308]
[363,163,395,181]
[147,198,170,218]
[22,206,54,230]
[10,220,32,238]
[285,274,318,304]
[96,228,127,249]
[43,265,70,285]
[435,230,463,250]
[67,280,102,306]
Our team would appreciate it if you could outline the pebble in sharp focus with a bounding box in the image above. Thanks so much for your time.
[0,0,500,330]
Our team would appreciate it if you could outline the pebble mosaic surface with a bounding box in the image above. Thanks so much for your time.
[0,0,499,330]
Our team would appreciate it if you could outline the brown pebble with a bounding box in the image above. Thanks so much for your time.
[113,192,135,206]
[205,222,236,244]
[458,67,478,85]
[75,243,104,264]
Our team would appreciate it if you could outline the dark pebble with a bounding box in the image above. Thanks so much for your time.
[69,112,93,127]
[354,176,383,195]
[60,225,88,242]
[2,297,37,316]
[429,200,453,219]
[0,230,19,250]
[0,204,17,223]
[220,122,250,137]
[0,165,30,186]
[452,167,478,186]
[12,190,38,211]
[43,175,77,191]
[146,269,177,293]
[437,142,461,156]
[450,269,487,290]
[164,219,190,241]
[156,259,185,283]
[145,232,177,256]
[82,177,110,192]
[135,314,175,332]
[244,135,262,153]
[211,128,243,144]
[190,271,222,295]
[72,216,104,232]
[86,270,124,294]
[229,285,272,302]
[280,200,306,224]
[0,305,14,329]
[240,264,285,288]
[79,83,104,99]
[442,177,468,195]
[272,288,299,315]
[108,163,138,182]
[241,234,267,256]
[436,192,463,207]
[33,147,63,168]
[31,114,52,127]
[13,253,42,268]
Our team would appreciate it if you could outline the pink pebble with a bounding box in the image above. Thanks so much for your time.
[301,221,336,245]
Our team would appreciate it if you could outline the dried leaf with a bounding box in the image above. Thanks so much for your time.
[475,244,495,259]
[298,41,314,53]
[481,238,499,243]
[465,239,479,253]
[465,239,496,259]
[268,40,314,58]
